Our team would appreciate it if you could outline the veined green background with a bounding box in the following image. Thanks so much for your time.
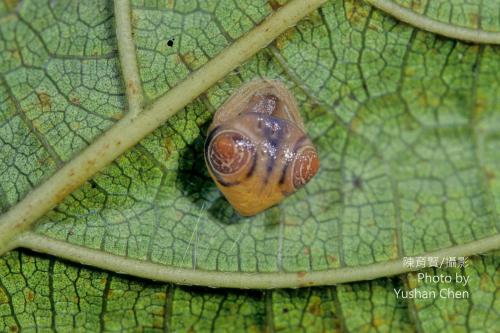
[0,0,499,331]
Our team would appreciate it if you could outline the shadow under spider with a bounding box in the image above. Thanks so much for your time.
[176,121,246,225]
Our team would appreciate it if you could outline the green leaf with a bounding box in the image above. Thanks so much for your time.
[1,251,497,332]
[1,0,499,331]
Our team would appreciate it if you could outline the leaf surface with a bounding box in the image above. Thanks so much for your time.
[1,250,497,332]
[8,0,496,280]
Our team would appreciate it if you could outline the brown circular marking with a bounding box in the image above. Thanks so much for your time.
[292,148,319,189]
[208,131,254,175]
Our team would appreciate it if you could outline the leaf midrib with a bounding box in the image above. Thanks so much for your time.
[365,0,500,44]
[15,231,500,289]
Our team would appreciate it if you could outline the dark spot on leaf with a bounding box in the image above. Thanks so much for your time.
[268,0,282,10]
[70,96,80,105]
[9,325,18,332]
[282,307,289,313]
[352,176,363,189]
[36,92,51,109]
[167,38,175,47]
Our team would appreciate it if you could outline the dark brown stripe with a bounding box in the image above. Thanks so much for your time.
[214,175,241,187]
[245,153,258,179]
[279,135,308,185]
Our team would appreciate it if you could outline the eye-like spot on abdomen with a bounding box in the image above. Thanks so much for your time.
[208,132,254,175]
[292,148,319,189]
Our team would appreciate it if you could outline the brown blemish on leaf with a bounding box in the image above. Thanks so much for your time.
[416,89,439,107]
[473,95,486,117]
[164,136,175,158]
[298,281,315,287]
[10,49,20,60]
[303,247,310,255]
[268,0,283,11]
[327,255,337,264]
[275,28,295,50]
[127,80,138,95]
[409,0,423,11]
[27,291,35,302]
[131,12,138,30]
[480,272,491,290]
[407,273,418,289]
[4,0,19,10]
[350,116,361,132]
[180,53,196,67]
[345,0,369,25]
[368,22,383,32]
[485,169,495,183]
[0,287,8,304]
[307,295,323,316]
[112,113,124,120]
[70,96,81,105]
[36,92,52,109]
[297,271,307,278]
[469,13,480,28]
[372,317,386,328]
